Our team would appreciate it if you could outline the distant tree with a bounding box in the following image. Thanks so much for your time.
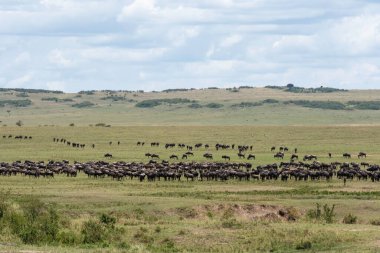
[6,110,11,116]
[16,120,23,127]
[287,83,295,89]
[69,123,75,127]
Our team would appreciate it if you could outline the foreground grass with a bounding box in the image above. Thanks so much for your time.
[0,175,380,252]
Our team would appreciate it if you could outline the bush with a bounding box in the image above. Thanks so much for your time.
[231,102,263,108]
[188,103,202,109]
[41,97,74,103]
[81,220,105,244]
[0,99,32,107]
[288,100,346,110]
[347,101,380,110]
[306,203,336,224]
[295,241,312,250]
[72,101,95,108]
[16,93,29,97]
[135,98,194,108]
[99,213,116,228]
[16,120,23,127]
[69,123,75,127]
[370,219,380,226]
[342,213,357,224]
[205,103,224,109]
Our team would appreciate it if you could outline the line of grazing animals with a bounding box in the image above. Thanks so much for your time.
[2,135,32,140]
[0,160,379,183]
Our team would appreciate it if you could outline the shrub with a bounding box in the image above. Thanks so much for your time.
[188,103,202,109]
[16,120,23,127]
[205,103,224,109]
[81,220,105,244]
[135,98,194,108]
[0,99,32,107]
[72,101,95,108]
[8,199,60,244]
[306,203,336,224]
[295,241,312,250]
[347,101,380,110]
[288,100,346,110]
[231,102,263,108]
[99,213,116,228]
[263,99,279,104]
[16,93,29,97]
[370,219,380,226]
[69,123,75,127]
[342,213,357,224]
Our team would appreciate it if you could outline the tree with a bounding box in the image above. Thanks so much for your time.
[6,110,11,116]
[16,120,23,127]
[286,83,295,89]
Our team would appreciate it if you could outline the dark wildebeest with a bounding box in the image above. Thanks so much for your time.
[182,154,188,159]
[104,153,113,158]
[238,153,245,159]
[358,152,367,158]
[222,155,230,161]
[151,154,160,159]
[247,154,256,160]
[274,152,284,159]
[343,153,351,159]
[170,155,178,160]
[271,146,276,152]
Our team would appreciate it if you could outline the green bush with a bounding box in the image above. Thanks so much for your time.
[72,101,95,108]
[288,100,346,110]
[0,99,32,107]
[99,213,116,228]
[135,98,194,108]
[231,102,263,108]
[188,103,202,109]
[347,101,380,110]
[342,213,357,224]
[205,103,224,109]
[306,203,336,223]
[81,220,105,244]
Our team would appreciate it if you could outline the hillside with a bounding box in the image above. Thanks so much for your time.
[1,87,380,126]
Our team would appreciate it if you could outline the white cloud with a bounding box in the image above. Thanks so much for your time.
[0,0,380,91]
[6,73,33,88]
[49,50,72,67]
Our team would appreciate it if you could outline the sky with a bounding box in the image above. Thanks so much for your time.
[0,0,380,92]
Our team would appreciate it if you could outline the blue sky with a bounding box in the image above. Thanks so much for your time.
[0,0,379,92]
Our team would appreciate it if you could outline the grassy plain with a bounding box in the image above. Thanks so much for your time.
[1,88,380,126]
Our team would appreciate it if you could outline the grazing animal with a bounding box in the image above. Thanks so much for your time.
[247,154,256,160]
[104,153,113,158]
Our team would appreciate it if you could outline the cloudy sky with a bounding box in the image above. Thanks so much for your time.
[0,0,379,92]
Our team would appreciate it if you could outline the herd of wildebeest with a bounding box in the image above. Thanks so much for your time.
[0,135,379,183]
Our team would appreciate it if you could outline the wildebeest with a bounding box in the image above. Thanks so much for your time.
[104,153,113,158]
[343,153,351,159]
[222,155,230,161]
[247,154,256,160]
[358,152,367,158]
[274,152,284,159]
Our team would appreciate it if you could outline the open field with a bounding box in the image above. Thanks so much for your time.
[0,125,380,252]
[1,88,380,126]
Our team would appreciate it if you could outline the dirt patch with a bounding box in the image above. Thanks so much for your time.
[172,204,301,222]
